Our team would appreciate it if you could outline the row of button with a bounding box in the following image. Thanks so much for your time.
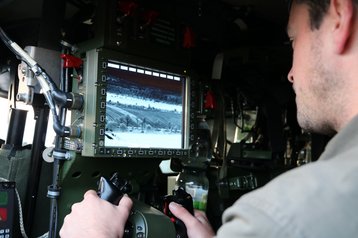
[0,229,10,238]
[97,148,189,157]
[0,229,10,234]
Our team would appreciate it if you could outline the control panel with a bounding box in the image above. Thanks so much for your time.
[0,182,15,238]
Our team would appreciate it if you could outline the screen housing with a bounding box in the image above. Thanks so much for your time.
[68,48,196,158]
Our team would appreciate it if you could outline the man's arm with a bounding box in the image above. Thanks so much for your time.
[59,190,133,238]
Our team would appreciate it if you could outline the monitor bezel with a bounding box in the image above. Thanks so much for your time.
[78,48,194,158]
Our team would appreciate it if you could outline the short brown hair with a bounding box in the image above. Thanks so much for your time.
[293,0,330,30]
[292,0,358,29]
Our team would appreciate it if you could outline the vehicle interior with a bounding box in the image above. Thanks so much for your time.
[0,0,331,237]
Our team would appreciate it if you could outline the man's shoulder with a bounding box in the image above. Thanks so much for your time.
[224,159,358,237]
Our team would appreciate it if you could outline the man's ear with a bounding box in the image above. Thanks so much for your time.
[331,0,354,54]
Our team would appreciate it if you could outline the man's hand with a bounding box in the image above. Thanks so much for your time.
[169,202,215,238]
[59,190,133,238]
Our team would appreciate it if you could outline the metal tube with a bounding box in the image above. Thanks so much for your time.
[5,108,27,147]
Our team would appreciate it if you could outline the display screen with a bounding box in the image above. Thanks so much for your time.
[104,61,185,149]
[71,48,194,157]
[0,191,8,222]
[0,192,7,206]
[0,208,7,221]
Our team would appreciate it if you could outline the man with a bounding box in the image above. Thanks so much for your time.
[59,0,358,237]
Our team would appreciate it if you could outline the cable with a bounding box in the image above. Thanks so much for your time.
[0,177,49,238]
[0,27,76,237]
[0,27,84,237]
[0,27,75,137]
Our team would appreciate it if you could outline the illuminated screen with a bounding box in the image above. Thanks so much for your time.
[104,61,185,149]
[0,191,7,206]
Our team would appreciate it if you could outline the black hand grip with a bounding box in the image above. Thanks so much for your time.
[97,173,134,238]
[97,172,131,205]
[97,176,123,205]
[163,188,194,238]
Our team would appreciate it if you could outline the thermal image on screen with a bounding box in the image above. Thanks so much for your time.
[104,62,185,149]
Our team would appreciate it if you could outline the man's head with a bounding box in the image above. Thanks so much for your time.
[287,0,358,135]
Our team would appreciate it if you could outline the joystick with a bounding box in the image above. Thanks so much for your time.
[163,188,194,238]
[97,172,179,238]
[97,172,133,237]
[97,172,131,205]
